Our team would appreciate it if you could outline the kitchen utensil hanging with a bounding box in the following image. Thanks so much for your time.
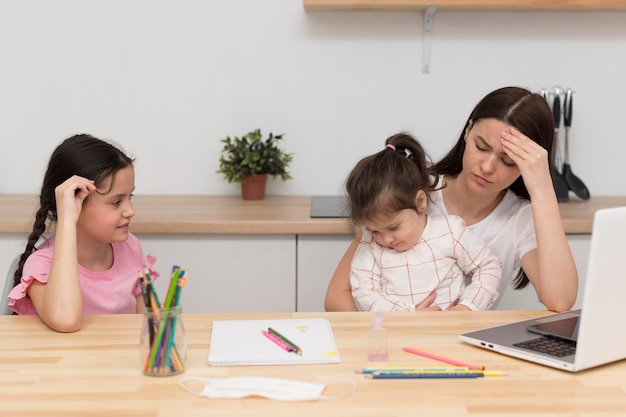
[541,86,590,202]
[543,87,569,202]
[561,88,590,200]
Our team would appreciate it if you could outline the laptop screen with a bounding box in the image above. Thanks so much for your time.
[526,316,580,342]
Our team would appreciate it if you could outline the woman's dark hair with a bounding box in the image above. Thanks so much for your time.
[13,134,134,289]
[431,86,555,289]
[345,132,437,228]
[431,86,554,200]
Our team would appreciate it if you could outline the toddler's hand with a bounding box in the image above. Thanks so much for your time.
[415,291,441,311]
[447,304,471,311]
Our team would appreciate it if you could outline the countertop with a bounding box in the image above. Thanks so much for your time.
[1,194,625,235]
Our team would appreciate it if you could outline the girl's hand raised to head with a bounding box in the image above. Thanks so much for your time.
[500,127,554,199]
[54,175,96,223]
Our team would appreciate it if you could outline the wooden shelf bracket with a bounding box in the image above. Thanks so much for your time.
[422,6,437,73]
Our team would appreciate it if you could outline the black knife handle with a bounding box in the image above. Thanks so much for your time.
[564,89,573,128]
[552,93,561,129]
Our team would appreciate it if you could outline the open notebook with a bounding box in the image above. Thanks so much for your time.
[208,318,341,366]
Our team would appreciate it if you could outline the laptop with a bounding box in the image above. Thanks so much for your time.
[459,206,626,372]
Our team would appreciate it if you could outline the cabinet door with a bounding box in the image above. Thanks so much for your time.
[0,234,28,301]
[140,234,296,313]
[297,235,354,312]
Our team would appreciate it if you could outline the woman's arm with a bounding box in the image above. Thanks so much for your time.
[28,176,96,332]
[501,128,578,312]
[521,198,578,312]
[324,235,360,311]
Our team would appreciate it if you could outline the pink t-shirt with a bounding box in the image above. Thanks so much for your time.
[8,233,159,315]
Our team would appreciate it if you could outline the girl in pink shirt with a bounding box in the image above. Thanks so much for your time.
[8,134,158,332]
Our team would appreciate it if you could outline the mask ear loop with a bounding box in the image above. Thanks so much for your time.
[319,380,357,401]
[179,376,212,396]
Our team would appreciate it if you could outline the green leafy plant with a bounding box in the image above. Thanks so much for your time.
[217,129,294,187]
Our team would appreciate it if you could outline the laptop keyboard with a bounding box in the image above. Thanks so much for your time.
[513,337,577,357]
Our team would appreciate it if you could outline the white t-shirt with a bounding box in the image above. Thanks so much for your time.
[426,177,537,308]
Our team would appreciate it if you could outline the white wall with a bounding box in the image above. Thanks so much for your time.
[1,1,624,198]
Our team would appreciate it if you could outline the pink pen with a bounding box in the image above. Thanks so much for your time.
[403,347,484,370]
[262,330,294,353]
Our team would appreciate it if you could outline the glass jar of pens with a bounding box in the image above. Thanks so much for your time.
[138,265,188,377]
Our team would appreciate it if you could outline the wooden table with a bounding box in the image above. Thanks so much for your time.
[2,194,626,235]
[1,311,625,416]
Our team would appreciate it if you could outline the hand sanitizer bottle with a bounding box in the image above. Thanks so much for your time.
[368,312,389,361]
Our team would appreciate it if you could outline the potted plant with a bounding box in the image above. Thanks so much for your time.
[217,129,294,200]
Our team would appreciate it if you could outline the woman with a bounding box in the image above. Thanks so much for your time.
[325,86,577,312]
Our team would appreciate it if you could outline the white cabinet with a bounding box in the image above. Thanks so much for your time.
[296,234,591,311]
[296,235,354,312]
[0,232,593,313]
[0,234,28,298]
[134,234,297,313]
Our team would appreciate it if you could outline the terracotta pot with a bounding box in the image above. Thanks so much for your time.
[241,174,268,200]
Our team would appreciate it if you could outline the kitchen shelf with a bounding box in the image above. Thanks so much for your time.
[303,0,626,11]
[304,0,626,73]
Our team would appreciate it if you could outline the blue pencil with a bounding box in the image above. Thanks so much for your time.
[368,372,484,379]
[357,367,468,374]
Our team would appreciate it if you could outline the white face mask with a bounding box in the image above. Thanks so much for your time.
[179,376,356,402]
